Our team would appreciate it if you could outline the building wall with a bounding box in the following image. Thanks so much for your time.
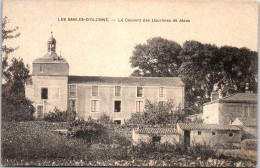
[69,84,184,122]
[218,103,257,125]
[28,76,68,117]
[190,130,241,146]
[132,130,180,145]
[32,63,69,76]
[202,103,219,124]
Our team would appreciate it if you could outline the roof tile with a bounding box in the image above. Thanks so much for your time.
[68,76,184,86]
[177,123,241,131]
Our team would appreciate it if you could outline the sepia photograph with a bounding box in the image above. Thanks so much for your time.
[1,0,259,167]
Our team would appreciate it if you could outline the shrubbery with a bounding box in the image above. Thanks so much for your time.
[127,100,185,125]
[2,85,35,122]
[68,119,110,144]
[44,108,76,122]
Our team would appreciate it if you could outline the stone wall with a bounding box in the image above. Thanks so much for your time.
[203,103,219,124]
[218,103,257,125]
[190,129,241,147]
[132,129,180,145]
[69,84,184,122]
[28,76,68,117]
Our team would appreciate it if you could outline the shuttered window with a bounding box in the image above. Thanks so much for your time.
[115,86,121,97]
[91,100,99,112]
[92,86,98,96]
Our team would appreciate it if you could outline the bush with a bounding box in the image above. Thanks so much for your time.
[44,108,76,122]
[68,119,110,144]
[2,85,35,122]
[97,113,113,124]
[241,139,257,151]
[127,100,185,125]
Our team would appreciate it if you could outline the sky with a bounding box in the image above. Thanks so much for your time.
[2,0,259,77]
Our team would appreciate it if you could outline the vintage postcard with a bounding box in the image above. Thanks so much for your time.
[1,0,258,167]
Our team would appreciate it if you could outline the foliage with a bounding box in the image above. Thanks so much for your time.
[97,113,113,124]
[44,108,76,122]
[130,38,258,109]
[2,16,21,78]
[127,100,186,125]
[2,121,256,167]
[2,58,34,122]
[130,37,181,77]
[2,85,35,122]
[68,119,110,144]
[241,139,257,151]
[178,41,258,107]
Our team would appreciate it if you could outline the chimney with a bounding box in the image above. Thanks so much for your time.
[211,91,219,101]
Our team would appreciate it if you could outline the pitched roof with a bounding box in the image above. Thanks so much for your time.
[134,127,179,135]
[68,76,184,86]
[204,93,257,105]
[234,117,257,127]
[177,123,241,131]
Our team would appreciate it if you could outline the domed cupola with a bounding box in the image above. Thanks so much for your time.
[47,32,56,52]
[32,32,69,76]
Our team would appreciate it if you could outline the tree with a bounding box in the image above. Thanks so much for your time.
[178,41,219,107]
[130,37,182,77]
[216,46,258,95]
[178,41,258,108]
[127,100,186,125]
[2,58,35,121]
[2,16,21,78]
[2,17,34,121]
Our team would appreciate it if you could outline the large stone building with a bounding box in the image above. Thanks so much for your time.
[25,34,185,124]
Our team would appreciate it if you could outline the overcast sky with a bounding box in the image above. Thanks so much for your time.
[3,0,259,77]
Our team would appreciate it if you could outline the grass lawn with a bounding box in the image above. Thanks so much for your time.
[1,121,257,167]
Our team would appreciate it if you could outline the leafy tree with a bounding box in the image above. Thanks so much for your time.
[178,41,258,108]
[216,46,258,95]
[130,37,182,77]
[178,41,219,107]
[2,17,34,121]
[2,16,20,80]
[127,100,186,125]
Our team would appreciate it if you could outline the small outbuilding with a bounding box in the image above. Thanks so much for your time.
[132,127,180,145]
[177,123,241,148]
[232,117,257,139]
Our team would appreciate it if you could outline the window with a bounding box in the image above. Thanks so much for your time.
[92,86,98,96]
[114,120,121,125]
[136,101,144,113]
[114,101,121,112]
[37,106,43,118]
[41,88,48,99]
[91,100,99,112]
[70,85,76,96]
[229,132,234,137]
[152,136,161,143]
[40,64,43,72]
[115,86,121,97]
[137,87,143,97]
[159,87,165,97]
[212,131,216,135]
[198,131,201,135]
[69,99,76,111]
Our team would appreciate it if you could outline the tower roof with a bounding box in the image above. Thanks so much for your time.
[33,52,68,63]
[48,32,56,43]
[33,32,68,63]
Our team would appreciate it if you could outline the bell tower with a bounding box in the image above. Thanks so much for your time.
[26,32,69,118]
